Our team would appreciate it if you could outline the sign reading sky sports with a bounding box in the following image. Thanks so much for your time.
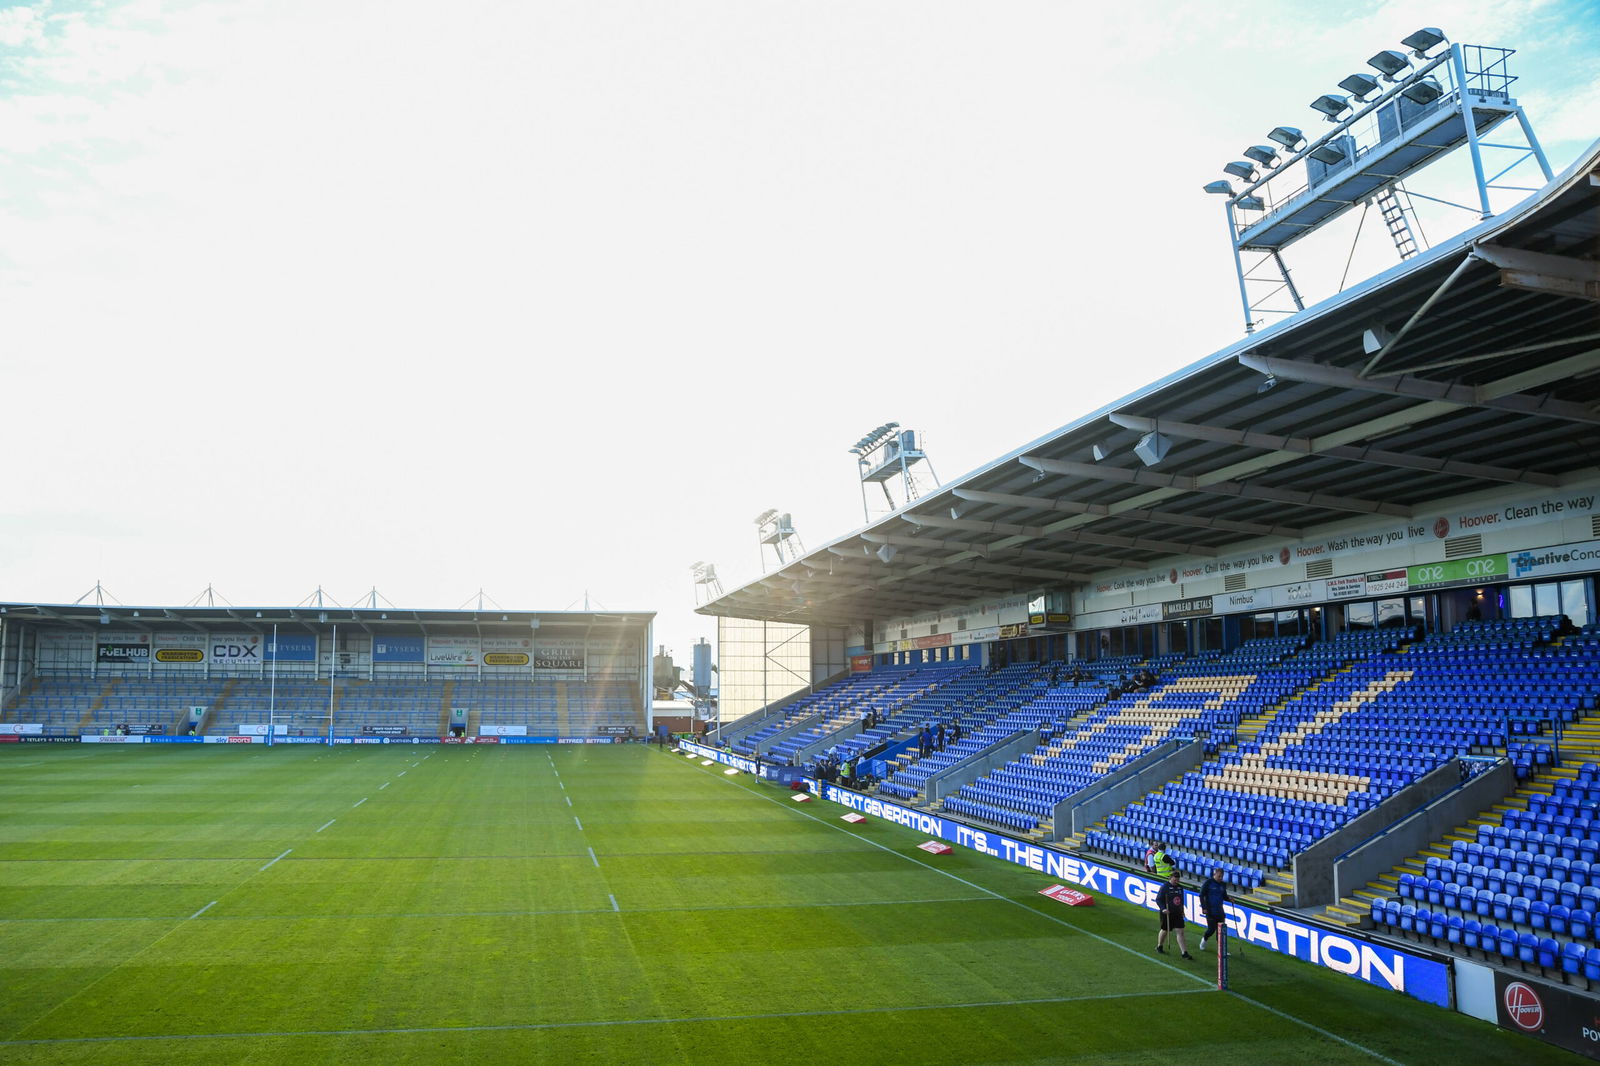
[373,636,425,663]
[804,776,1449,1007]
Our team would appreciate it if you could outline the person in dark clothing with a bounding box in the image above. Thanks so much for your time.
[1198,867,1230,953]
[935,722,946,750]
[950,721,962,746]
[1155,873,1193,959]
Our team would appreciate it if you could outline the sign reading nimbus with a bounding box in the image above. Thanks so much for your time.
[813,782,1449,1008]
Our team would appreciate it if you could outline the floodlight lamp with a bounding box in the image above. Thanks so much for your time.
[1310,94,1351,121]
[950,503,966,520]
[1337,72,1382,101]
[1368,49,1411,81]
[1362,324,1394,354]
[876,544,898,564]
[1401,27,1446,58]
[1222,160,1257,182]
[1256,374,1279,394]
[1236,195,1265,212]
[754,508,778,525]
[1203,180,1234,196]
[1091,443,1110,462]
[1242,145,1278,168]
[1309,141,1349,165]
[1133,432,1171,467]
[1401,76,1445,106]
[1267,126,1305,151]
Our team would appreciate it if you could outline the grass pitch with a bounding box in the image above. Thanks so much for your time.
[0,744,1572,1065]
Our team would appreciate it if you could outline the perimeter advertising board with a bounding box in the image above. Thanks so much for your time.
[679,739,1452,1011]
[1493,971,1600,1059]
[535,638,585,676]
[813,782,1449,1006]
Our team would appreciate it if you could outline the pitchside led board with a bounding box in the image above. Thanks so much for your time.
[677,741,1451,1009]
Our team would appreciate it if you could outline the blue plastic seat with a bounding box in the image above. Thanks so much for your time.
[1511,896,1531,924]
[1493,892,1512,921]
[1537,937,1559,969]
[1462,919,1483,950]
[1563,942,1586,975]
[1584,947,1600,981]
[1518,931,1538,964]
[1398,872,1417,899]
[1446,915,1464,944]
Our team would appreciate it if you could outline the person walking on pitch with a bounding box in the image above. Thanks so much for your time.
[1198,867,1231,954]
[1155,872,1192,959]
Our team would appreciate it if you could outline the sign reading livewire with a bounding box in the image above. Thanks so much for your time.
[1493,970,1600,1059]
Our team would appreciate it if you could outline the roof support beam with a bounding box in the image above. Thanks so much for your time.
[1108,412,1558,487]
[1019,455,1407,517]
[950,487,1300,538]
[1474,243,1600,302]
[1238,350,1600,425]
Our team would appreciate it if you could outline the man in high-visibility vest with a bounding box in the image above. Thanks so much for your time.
[1149,842,1176,880]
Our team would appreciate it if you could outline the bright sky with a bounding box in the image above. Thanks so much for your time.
[2,0,1596,664]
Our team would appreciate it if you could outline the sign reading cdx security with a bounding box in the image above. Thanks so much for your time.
[210,635,263,665]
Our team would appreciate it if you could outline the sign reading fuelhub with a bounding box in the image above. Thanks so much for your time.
[809,779,1448,1007]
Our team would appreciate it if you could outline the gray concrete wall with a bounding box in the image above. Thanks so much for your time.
[1293,760,1465,908]
[1060,739,1206,840]
[1330,759,1516,906]
[925,729,1042,803]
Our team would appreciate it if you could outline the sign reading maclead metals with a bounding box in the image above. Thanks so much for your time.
[815,782,1449,1008]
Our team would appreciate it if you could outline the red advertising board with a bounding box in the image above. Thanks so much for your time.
[850,654,874,673]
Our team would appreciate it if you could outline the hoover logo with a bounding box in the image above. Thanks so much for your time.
[1503,981,1544,1032]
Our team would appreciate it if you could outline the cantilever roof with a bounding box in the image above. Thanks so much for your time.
[699,138,1600,628]
[0,602,652,634]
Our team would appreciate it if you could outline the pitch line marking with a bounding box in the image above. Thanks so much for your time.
[259,849,292,872]
[316,820,336,834]
[352,798,367,809]
[564,796,572,807]
[397,771,405,777]
[189,901,217,920]
[609,894,620,912]
[0,894,997,925]
[379,782,389,790]
[573,817,583,831]
[0,988,1209,1048]
[587,847,599,868]
[758,785,1407,1066]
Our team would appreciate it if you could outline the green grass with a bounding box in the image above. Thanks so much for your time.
[0,745,1573,1064]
